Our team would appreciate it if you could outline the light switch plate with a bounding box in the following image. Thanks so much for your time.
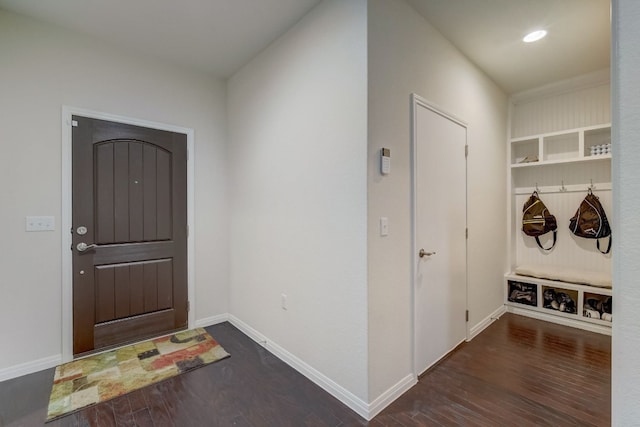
[26,216,55,231]
[380,217,389,236]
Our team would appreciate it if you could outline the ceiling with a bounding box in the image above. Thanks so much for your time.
[0,0,610,94]
[0,0,323,78]
[407,0,611,93]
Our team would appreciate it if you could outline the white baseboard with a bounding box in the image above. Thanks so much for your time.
[367,374,416,419]
[0,314,226,384]
[0,313,414,419]
[468,305,507,340]
[228,315,371,419]
[194,313,229,329]
[0,354,61,383]
[506,305,612,335]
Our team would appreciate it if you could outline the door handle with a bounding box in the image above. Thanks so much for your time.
[77,242,99,252]
[419,249,436,258]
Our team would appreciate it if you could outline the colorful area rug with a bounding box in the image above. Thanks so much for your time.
[46,328,229,422]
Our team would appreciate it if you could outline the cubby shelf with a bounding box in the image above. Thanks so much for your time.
[510,153,611,168]
[510,124,611,167]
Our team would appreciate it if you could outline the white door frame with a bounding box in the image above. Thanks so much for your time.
[410,94,469,377]
[61,106,195,362]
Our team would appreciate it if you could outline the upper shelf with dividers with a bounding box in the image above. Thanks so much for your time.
[510,124,611,168]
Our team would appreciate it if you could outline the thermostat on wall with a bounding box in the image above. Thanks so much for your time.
[381,148,391,175]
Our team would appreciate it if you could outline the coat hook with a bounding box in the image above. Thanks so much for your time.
[535,183,540,193]
[560,180,566,192]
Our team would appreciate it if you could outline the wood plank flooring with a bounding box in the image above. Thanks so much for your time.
[0,313,610,426]
[374,314,610,426]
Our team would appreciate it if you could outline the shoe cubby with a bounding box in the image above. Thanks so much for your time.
[507,280,537,307]
[541,286,578,315]
[583,292,612,322]
[504,274,611,335]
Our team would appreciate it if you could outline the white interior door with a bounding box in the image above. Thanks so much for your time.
[412,95,468,376]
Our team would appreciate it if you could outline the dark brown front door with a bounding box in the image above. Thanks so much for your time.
[72,116,188,356]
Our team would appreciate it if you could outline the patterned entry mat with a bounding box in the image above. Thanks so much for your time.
[46,328,229,422]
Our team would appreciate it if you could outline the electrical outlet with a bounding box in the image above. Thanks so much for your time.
[281,293,287,310]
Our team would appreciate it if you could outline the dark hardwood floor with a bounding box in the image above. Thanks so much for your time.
[0,313,610,426]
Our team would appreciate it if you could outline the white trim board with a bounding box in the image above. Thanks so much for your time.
[506,305,612,336]
[367,374,416,420]
[1,314,224,382]
[61,106,196,363]
[0,355,61,383]
[194,314,229,329]
[227,315,375,420]
[468,305,507,341]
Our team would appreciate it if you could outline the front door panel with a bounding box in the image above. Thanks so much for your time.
[72,116,188,356]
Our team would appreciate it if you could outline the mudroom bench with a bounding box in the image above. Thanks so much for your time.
[504,264,612,335]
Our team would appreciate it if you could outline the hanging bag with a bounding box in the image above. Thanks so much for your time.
[569,189,612,254]
[522,191,558,251]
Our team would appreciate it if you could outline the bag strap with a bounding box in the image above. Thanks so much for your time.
[535,230,556,251]
[597,235,612,254]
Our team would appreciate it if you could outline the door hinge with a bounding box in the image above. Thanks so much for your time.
[466,228,468,239]
[466,310,469,322]
[187,301,191,312]
[186,225,189,237]
[465,145,468,157]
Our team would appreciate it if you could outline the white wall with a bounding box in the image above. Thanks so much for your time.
[367,0,508,400]
[612,0,640,423]
[227,0,369,403]
[0,10,229,373]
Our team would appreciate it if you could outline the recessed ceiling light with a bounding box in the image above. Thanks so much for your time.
[523,30,547,43]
